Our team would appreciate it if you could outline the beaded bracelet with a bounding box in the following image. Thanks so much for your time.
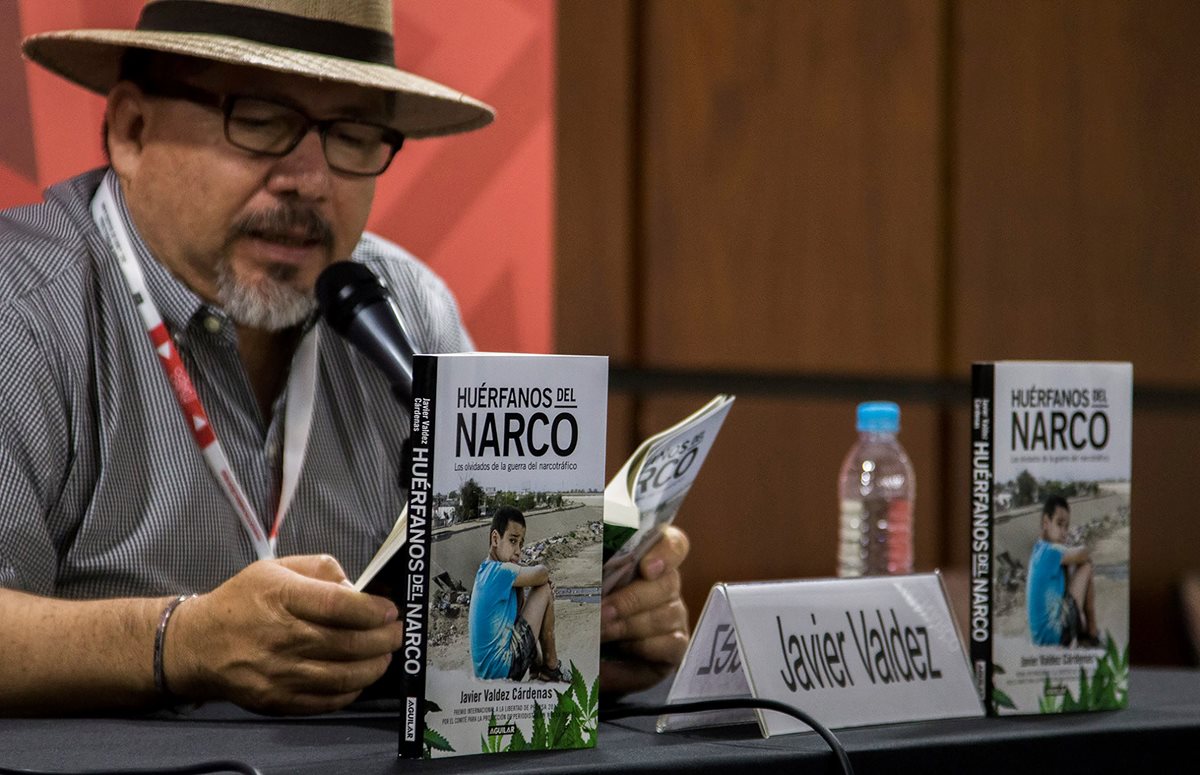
[154,593,197,700]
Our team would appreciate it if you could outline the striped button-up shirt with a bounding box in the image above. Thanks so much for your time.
[0,169,471,598]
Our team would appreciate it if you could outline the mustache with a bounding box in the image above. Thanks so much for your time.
[230,205,335,249]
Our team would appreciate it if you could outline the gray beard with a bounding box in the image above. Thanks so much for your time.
[215,265,316,331]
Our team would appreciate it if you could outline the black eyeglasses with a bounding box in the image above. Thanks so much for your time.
[140,81,405,177]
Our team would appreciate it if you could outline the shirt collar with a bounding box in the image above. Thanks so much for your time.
[99,170,222,337]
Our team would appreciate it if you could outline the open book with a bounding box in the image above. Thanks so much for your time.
[354,505,407,592]
[602,394,735,595]
[357,394,737,596]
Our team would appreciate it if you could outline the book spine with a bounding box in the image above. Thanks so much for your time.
[969,363,996,713]
[398,355,438,759]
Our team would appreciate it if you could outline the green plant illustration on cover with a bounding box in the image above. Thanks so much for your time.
[1037,634,1129,712]
[990,663,1017,710]
[480,711,507,755]
[479,662,599,753]
[422,700,455,757]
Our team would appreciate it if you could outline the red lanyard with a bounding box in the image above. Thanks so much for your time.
[92,177,318,560]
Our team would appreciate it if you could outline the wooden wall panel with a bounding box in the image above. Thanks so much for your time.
[555,1,636,362]
[640,0,944,376]
[952,1,1200,382]
[952,0,1200,663]
[1126,407,1200,665]
[556,2,639,472]
[556,0,1200,666]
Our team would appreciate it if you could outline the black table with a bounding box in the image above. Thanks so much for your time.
[1,667,1195,774]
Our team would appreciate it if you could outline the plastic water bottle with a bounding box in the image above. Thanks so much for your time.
[837,401,915,576]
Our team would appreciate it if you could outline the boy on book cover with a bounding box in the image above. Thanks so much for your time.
[1027,495,1102,648]
[469,506,568,683]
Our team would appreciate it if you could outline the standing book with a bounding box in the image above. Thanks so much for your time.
[970,361,1131,715]
[400,352,607,758]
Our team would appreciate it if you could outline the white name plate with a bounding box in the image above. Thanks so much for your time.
[660,573,983,737]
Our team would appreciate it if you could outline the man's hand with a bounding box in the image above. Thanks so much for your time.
[599,526,691,697]
[168,555,403,715]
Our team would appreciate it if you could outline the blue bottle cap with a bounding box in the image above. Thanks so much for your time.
[856,401,900,433]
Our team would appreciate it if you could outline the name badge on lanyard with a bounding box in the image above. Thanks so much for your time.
[91,179,318,560]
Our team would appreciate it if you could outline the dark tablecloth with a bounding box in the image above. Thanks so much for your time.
[1,667,1195,774]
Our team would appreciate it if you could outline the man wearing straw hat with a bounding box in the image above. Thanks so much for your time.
[0,0,690,715]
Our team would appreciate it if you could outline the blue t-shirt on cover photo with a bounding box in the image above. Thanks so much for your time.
[1027,539,1068,646]
[470,559,520,679]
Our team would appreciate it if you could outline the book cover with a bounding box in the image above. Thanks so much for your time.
[602,394,734,595]
[400,353,607,758]
[971,361,1131,715]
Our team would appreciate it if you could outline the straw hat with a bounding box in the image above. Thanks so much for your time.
[21,0,495,138]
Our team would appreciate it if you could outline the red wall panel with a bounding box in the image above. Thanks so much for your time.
[0,0,555,353]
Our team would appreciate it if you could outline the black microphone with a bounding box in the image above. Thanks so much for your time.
[315,261,416,405]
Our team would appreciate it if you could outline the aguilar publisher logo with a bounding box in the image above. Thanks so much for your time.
[405,697,418,742]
